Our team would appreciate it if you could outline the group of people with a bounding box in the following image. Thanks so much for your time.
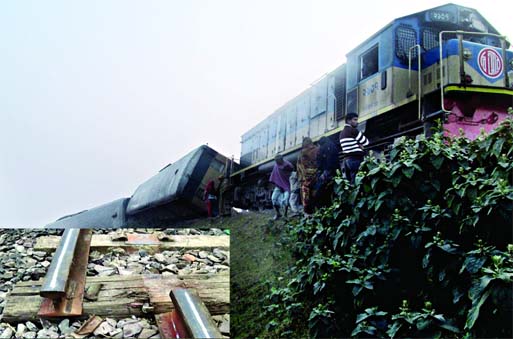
[203,113,369,220]
[269,112,369,219]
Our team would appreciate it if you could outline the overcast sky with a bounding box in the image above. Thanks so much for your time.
[1,0,511,227]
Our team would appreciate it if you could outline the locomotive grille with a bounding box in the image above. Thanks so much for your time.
[396,24,417,63]
[422,28,440,51]
[334,65,346,121]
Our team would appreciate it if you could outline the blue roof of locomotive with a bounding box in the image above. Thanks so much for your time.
[346,3,501,58]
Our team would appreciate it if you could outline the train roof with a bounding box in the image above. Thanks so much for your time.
[398,3,499,34]
[127,145,217,215]
[46,198,129,228]
[241,86,311,140]
[346,3,503,58]
[241,64,346,140]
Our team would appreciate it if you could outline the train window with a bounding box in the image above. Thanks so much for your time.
[396,24,417,63]
[422,28,439,51]
[211,159,225,173]
[485,37,500,48]
[360,45,379,80]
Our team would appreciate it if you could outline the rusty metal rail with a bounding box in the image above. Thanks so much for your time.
[158,288,223,338]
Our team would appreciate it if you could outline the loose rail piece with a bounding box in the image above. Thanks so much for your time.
[38,229,93,317]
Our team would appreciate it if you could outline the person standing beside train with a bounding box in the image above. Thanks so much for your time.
[339,112,369,184]
[269,154,294,220]
[288,171,302,215]
[217,175,230,217]
[203,178,218,218]
[297,137,320,216]
[316,136,340,207]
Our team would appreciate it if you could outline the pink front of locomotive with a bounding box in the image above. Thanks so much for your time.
[443,98,509,139]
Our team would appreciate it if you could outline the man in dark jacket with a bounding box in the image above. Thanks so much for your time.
[316,136,340,207]
[317,136,340,179]
[339,112,369,184]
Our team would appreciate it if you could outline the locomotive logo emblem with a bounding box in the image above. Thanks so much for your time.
[477,48,503,78]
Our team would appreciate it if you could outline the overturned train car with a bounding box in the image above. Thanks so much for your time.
[230,3,513,208]
[46,145,236,228]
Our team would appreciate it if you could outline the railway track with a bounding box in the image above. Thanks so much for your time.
[0,228,230,338]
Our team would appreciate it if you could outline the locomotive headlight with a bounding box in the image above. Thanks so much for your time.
[463,48,473,60]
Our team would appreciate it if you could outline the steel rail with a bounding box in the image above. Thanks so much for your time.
[170,288,222,339]
[40,228,81,299]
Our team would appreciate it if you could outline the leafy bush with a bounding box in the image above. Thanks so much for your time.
[263,117,513,338]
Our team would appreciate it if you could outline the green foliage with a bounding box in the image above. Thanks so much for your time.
[231,213,308,338]
[263,118,513,338]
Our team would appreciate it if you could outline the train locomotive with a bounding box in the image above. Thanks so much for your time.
[229,3,513,208]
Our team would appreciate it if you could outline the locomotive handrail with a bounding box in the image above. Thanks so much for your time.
[438,30,510,114]
[408,44,422,121]
[500,39,509,88]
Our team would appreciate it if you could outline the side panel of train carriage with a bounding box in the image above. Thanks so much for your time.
[231,3,513,208]
[46,146,234,228]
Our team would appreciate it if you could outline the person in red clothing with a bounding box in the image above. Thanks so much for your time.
[203,179,218,217]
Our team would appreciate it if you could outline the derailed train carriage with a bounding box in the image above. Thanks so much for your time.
[229,3,513,207]
[46,145,236,228]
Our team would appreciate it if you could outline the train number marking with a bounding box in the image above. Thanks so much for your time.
[478,48,503,79]
[362,82,379,96]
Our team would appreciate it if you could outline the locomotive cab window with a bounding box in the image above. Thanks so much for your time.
[360,45,379,80]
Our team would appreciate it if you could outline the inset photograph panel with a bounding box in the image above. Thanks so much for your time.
[0,228,229,338]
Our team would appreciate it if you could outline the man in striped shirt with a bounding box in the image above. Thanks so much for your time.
[339,112,369,184]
